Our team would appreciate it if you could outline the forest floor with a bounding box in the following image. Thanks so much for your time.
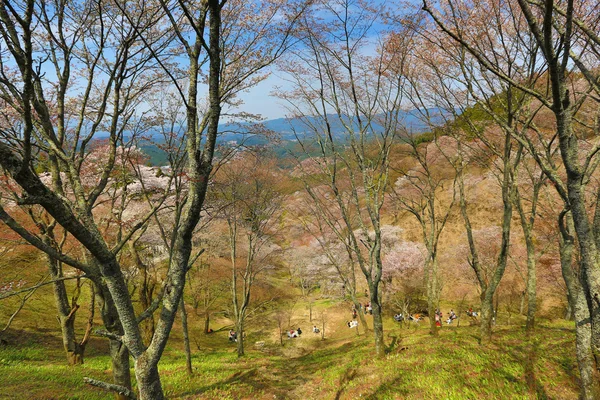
[0,299,581,400]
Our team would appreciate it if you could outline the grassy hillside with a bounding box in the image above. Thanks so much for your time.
[0,298,580,399]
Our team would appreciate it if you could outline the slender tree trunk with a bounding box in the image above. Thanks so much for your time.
[559,212,599,399]
[204,310,210,334]
[515,185,538,332]
[369,283,385,357]
[564,302,573,321]
[480,144,514,344]
[494,291,500,322]
[110,340,131,400]
[180,297,193,375]
[426,258,439,336]
[47,254,86,365]
[93,280,131,399]
[350,296,369,334]
[138,257,155,345]
[480,291,494,345]
[236,319,245,357]
[524,246,536,332]
[520,291,526,315]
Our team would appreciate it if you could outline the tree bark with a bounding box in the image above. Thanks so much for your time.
[524,245,537,332]
[350,296,369,334]
[180,297,193,375]
[559,211,599,399]
[134,354,164,400]
[204,310,211,334]
[426,258,439,336]
[369,283,385,357]
[47,253,86,365]
[236,319,245,357]
[94,280,132,398]
[515,185,539,332]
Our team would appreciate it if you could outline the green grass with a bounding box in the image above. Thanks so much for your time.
[0,317,581,399]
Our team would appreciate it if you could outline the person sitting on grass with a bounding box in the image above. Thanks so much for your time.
[313,325,320,333]
[228,330,237,342]
[450,309,457,320]
[467,307,478,318]
[297,327,302,336]
[435,309,442,327]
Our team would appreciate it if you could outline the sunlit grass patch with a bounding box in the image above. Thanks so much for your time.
[0,318,580,399]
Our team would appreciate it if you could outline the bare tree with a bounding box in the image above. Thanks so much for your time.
[212,150,283,357]
[391,136,457,336]
[280,0,411,357]
[422,0,600,395]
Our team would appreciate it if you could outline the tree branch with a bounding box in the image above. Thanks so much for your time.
[83,377,137,400]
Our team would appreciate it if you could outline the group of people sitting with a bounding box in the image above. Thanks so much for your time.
[393,313,423,323]
[227,304,481,345]
[394,308,476,326]
[435,309,459,326]
[351,303,373,319]
[287,327,303,338]
[229,326,320,342]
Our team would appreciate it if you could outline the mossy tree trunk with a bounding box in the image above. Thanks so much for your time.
[559,211,599,399]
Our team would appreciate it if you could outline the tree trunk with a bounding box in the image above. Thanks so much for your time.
[520,291,526,315]
[60,312,84,365]
[494,291,500,323]
[47,254,86,365]
[180,297,193,375]
[559,211,599,399]
[515,175,541,332]
[351,296,369,334]
[480,147,514,345]
[109,339,131,400]
[94,281,132,398]
[369,284,385,357]
[480,291,494,345]
[525,248,536,332]
[564,302,573,321]
[426,258,439,336]
[134,355,164,400]
[236,320,245,357]
[515,186,538,332]
[204,310,210,334]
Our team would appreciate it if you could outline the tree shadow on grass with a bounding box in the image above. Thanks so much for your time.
[334,367,357,400]
[172,368,262,398]
[504,340,549,400]
[363,373,409,400]
[172,340,367,399]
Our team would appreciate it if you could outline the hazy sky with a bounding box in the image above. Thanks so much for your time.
[229,73,292,121]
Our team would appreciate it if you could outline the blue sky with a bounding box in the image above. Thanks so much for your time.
[229,73,292,121]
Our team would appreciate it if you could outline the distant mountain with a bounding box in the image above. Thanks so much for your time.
[217,109,445,143]
[131,108,450,165]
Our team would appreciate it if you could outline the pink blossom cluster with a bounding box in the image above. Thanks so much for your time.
[0,279,26,294]
[382,240,426,280]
